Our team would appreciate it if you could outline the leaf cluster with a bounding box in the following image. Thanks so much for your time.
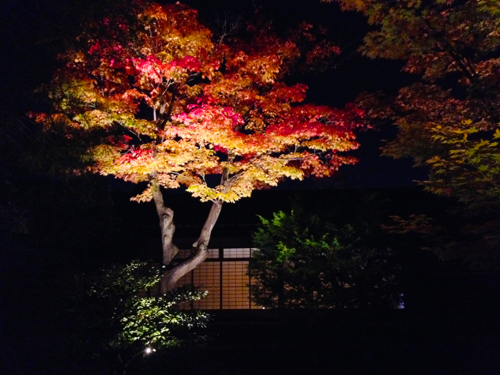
[341,0,500,211]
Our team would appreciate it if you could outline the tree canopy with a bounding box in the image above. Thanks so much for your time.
[33,1,363,203]
[336,0,500,211]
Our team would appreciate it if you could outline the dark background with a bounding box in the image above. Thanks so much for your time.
[1,1,499,374]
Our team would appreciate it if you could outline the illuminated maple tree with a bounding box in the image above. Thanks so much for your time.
[33,1,364,291]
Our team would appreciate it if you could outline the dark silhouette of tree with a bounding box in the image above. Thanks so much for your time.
[336,0,500,268]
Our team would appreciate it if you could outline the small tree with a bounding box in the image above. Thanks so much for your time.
[250,208,402,309]
[32,1,364,292]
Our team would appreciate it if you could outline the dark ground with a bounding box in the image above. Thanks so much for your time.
[140,307,500,375]
[130,265,500,375]
[3,187,499,375]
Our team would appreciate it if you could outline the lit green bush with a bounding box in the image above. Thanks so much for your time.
[74,260,209,371]
[250,209,402,309]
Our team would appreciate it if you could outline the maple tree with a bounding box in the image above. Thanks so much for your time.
[32,1,364,292]
[334,0,500,267]
[334,0,500,210]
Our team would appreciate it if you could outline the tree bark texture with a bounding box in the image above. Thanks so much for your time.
[152,186,179,266]
[152,183,223,293]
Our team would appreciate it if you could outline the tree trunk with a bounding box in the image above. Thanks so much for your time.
[152,182,223,294]
[152,185,179,266]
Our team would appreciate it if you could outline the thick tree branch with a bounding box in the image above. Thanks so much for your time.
[150,173,223,292]
[157,86,177,132]
[421,19,477,80]
[161,200,223,292]
[151,176,179,266]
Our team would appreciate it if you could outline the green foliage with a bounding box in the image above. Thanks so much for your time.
[424,122,500,212]
[250,207,402,309]
[77,261,209,365]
